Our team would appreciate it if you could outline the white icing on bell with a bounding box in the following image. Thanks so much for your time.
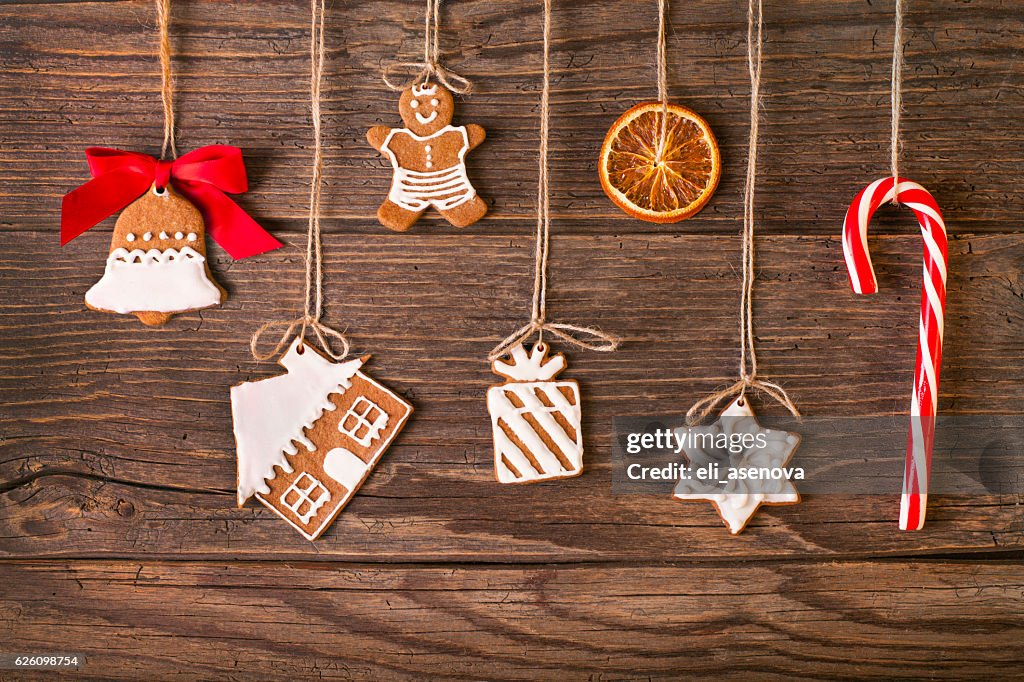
[85,246,221,314]
[672,397,801,534]
[230,338,365,505]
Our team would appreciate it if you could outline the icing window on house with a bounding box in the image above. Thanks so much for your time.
[280,472,331,523]
[339,397,389,447]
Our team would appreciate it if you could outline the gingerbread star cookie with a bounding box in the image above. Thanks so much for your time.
[367,80,487,231]
[672,397,801,534]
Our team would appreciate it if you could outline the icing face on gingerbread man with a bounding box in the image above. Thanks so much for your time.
[399,83,454,136]
[367,81,488,231]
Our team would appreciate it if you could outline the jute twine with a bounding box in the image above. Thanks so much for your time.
[685,0,800,425]
[383,0,472,94]
[489,0,620,361]
[156,0,176,159]
[654,0,670,162]
[890,0,905,204]
[250,0,350,362]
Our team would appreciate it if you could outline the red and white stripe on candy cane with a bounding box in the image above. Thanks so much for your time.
[842,177,948,531]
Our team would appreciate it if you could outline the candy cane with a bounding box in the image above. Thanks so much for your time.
[842,177,948,531]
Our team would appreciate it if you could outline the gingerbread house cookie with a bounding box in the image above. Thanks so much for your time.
[231,338,413,541]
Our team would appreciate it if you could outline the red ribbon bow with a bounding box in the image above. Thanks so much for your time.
[61,146,282,259]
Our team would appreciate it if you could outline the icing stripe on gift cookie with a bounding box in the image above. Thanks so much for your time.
[487,343,584,484]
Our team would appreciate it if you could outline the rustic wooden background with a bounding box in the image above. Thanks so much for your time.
[2,0,1024,679]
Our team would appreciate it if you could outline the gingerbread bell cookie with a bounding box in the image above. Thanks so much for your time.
[59,0,280,326]
[367,81,487,231]
[84,185,224,326]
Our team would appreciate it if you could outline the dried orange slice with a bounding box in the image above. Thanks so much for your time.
[599,102,721,223]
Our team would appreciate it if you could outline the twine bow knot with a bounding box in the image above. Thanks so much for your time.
[489,0,619,362]
[251,0,349,363]
[489,318,619,362]
[251,316,350,362]
[382,0,472,94]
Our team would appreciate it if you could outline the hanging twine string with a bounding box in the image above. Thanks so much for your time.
[489,0,620,361]
[156,0,177,159]
[654,0,670,162]
[250,0,350,362]
[890,0,905,204]
[382,0,472,94]
[686,0,799,425]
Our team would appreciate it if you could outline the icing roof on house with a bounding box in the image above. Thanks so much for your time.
[231,338,364,504]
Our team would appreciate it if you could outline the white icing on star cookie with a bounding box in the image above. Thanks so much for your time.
[672,397,801,534]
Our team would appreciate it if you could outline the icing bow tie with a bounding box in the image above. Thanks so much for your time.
[61,146,282,259]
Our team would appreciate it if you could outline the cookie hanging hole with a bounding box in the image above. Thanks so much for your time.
[152,185,168,197]
[296,343,305,355]
[737,398,746,407]
[535,342,547,354]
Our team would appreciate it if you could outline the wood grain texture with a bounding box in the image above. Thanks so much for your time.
[2,231,1024,562]
[4,560,1024,680]
[1,0,1023,678]
[2,0,1024,234]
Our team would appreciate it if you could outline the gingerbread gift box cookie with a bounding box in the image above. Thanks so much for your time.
[231,338,412,541]
[487,343,584,484]
[367,80,487,231]
[84,185,225,326]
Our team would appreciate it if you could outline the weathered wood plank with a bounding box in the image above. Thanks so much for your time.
[1,0,1023,233]
[2,231,1021,559]
[3,0,1024,677]
[2,559,1023,680]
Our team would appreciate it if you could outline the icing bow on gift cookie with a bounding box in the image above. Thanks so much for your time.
[367,81,488,231]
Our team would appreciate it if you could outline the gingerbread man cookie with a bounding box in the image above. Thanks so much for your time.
[367,81,487,231]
